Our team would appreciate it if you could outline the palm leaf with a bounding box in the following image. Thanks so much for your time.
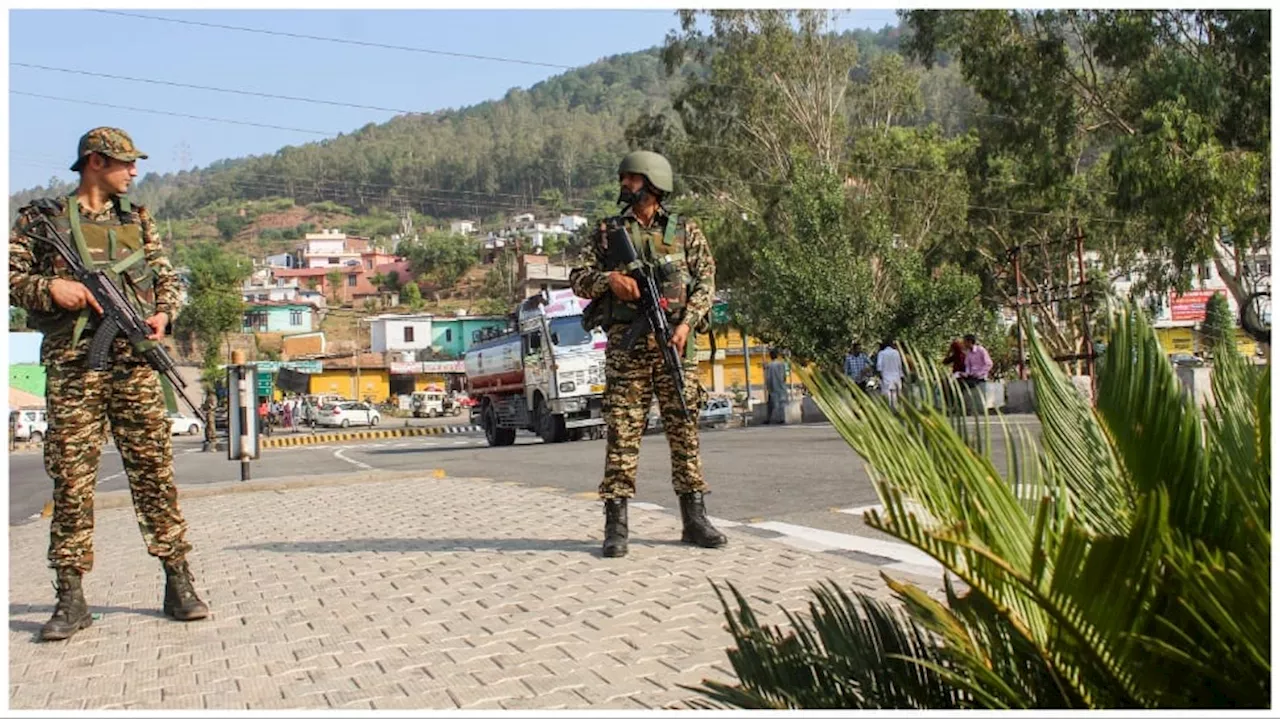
[685,581,963,709]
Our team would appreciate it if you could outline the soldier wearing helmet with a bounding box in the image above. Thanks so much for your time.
[9,127,209,641]
[570,150,727,558]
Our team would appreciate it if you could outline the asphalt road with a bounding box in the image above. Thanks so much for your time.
[9,416,1043,547]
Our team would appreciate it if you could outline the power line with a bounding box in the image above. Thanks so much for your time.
[11,91,338,136]
[8,60,1099,197]
[12,63,422,115]
[86,9,1024,125]
[92,10,575,70]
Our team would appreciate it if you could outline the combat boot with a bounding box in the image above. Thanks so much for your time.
[40,568,93,641]
[678,492,728,548]
[162,560,210,621]
[602,498,629,558]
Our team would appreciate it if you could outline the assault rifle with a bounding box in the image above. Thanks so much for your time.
[22,200,205,423]
[602,215,691,420]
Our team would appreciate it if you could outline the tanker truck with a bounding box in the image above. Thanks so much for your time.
[463,289,607,447]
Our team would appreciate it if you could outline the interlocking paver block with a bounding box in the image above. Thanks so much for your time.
[10,473,941,710]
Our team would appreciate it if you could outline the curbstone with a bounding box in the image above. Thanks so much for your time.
[259,424,479,450]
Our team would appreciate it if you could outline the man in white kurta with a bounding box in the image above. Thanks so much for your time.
[876,342,904,409]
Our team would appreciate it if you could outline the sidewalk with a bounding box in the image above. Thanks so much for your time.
[9,471,942,710]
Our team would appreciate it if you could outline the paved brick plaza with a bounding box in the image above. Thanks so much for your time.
[9,471,940,710]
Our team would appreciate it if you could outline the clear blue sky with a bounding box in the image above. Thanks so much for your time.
[8,9,900,193]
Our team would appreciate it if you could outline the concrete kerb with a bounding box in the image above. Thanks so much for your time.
[259,424,480,449]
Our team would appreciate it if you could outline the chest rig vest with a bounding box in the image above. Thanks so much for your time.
[27,195,158,346]
[593,212,700,360]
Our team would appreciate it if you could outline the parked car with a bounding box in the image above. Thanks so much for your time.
[167,411,204,436]
[314,401,382,428]
[699,397,735,426]
[10,409,48,443]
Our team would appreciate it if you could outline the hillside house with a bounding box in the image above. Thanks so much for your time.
[368,314,436,355]
[519,254,572,298]
[241,302,316,335]
[301,229,372,269]
[449,220,477,235]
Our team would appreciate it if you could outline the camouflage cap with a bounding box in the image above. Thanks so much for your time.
[70,127,148,172]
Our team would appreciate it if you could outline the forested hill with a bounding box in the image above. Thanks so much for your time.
[11,24,962,224]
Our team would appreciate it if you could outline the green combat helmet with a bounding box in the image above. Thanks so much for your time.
[618,150,674,195]
[70,127,149,172]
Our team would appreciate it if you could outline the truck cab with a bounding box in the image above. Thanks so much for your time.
[464,289,607,446]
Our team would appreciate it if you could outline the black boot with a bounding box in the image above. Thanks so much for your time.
[602,498,629,558]
[40,568,93,641]
[163,560,210,621]
[679,492,728,548]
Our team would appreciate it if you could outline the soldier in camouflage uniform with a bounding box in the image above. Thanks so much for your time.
[9,127,209,641]
[570,150,728,558]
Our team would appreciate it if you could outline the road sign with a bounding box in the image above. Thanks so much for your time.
[256,372,274,398]
[711,302,730,326]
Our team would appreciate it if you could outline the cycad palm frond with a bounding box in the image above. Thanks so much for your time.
[697,302,1269,709]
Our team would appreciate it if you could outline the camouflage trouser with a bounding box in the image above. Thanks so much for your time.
[600,325,709,499]
[44,359,190,572]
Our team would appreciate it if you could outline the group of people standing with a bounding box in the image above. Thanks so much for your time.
[257,395,313,435]
[843,334,993,409]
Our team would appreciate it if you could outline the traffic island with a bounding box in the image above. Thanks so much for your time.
[260,424,480,449]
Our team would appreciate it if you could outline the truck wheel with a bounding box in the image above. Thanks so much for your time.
[535,398,568,443]
[484,405,517,447]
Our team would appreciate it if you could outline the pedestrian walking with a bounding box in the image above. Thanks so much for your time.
[844,342,872,392]
[8,126,208,641]
[764,349,788,424]
[569,149,727,558]
[961,334,993,414]
[875,340,905,409]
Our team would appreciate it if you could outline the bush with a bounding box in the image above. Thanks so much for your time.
[690,304,1271,709]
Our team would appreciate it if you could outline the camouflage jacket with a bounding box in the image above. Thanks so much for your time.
[569,207,716,331]
[9,196,183,360]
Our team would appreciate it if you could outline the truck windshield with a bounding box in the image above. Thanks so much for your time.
[548,317,591,347]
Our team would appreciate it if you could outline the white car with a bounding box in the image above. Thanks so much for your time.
[699,397,735,426]
[10,409,48,443]
[167,411,204,436]
[315,401,382,428]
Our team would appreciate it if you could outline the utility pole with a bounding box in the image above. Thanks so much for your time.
[1012,246,1027,380]
[1073,219,1096,399]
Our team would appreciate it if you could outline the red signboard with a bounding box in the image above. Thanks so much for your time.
[1169,289,1221,322]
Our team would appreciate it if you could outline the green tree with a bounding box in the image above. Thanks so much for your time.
[903,10,1270,309]
[215,213,251,241]
[325,269,343,305]
[400,281,425,311]
[401,231,478,302]
[173,242,252,382]
[692,305,1270,708]
[1201,291,1235,354]
[10,306,29,331]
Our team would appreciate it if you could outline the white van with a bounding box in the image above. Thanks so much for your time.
[10,409,48,443]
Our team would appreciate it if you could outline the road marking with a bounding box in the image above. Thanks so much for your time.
[333,448,373,471]
[629,502,665,511]
[99,472,125,484]
[750,521,943,577]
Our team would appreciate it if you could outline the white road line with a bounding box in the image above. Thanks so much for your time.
[707,517,742,528]
[629,502,665,511]
[333,448,373,471]
[99,472,125,484]
[751,521,943,577]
